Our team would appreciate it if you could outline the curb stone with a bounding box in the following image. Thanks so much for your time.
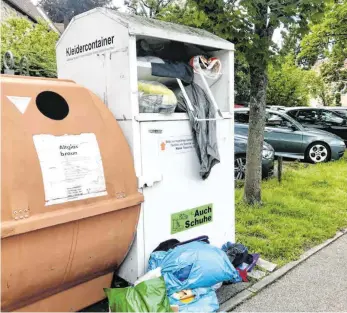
[220,229,347,312]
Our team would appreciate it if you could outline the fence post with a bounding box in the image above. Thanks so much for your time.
[278,157,283,183]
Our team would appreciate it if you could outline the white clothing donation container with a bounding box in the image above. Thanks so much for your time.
[56,8,235,283]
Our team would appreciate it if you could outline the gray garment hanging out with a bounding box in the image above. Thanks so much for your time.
[175,83,220,179]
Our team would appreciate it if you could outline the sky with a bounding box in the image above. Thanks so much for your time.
[31,0,124,5]
[31,0,283,46]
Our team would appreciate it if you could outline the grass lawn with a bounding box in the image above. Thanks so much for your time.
[235,152,347,267]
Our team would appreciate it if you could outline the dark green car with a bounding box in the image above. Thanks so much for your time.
[282,107,347,146]
[235,108,346,163]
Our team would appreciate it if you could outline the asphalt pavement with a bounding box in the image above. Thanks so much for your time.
[233,233,347,312]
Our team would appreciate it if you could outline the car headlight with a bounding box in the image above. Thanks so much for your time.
[262,149,274,159]
[330,139,345,147]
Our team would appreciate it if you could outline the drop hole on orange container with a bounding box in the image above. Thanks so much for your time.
[36,91,69,120]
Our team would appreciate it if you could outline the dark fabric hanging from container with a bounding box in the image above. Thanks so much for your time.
[152,61,194,84]
[175,83,220,179]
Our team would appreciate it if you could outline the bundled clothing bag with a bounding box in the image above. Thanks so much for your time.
[221,242,253,268]
[104,268,172,312]
[138,80,177,114]
[148,241,241,295]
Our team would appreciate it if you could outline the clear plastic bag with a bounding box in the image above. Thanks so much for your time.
[138,81,177,114]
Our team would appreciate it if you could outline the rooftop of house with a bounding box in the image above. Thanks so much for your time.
[3,0,62,33]
[4,0,42,23]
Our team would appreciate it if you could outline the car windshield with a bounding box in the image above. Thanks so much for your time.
[235,110,302,129]
[265,111,302,129]
[333,109,347,118]
[320,110,345,125]
[293,109,345,126]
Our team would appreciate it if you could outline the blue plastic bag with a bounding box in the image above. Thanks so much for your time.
[148,241,241,295]
[169,287,219,312]
[148,251,167,271]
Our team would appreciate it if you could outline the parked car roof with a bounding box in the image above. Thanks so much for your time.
[283,107,333,111]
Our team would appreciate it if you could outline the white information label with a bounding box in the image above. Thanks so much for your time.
[33,133,107,206]
[160,136,195,154]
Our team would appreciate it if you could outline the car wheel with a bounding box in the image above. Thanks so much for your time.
[235,155,247,180]
[305,142,331,163]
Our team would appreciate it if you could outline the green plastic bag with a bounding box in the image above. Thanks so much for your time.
[104,277,172,312]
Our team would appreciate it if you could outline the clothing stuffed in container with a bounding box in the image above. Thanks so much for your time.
[152,61,194,84]
[137,39,208,62]
[175,83,220,179]
[138,81,177,114]
[148,241,241,295]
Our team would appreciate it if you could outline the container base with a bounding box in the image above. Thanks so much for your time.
[15,273,113,312]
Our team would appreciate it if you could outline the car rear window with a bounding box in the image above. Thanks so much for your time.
[286,110,297,118]
[235,112,250,124]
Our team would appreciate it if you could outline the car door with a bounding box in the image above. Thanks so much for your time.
[234,111,250,137]
[264,112,304,158]
[319,109,347,142]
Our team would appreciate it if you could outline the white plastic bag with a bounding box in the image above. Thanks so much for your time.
[134,267,162,286]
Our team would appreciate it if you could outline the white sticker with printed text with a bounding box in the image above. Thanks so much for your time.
[159,135,195,154]
[33,133,107,206]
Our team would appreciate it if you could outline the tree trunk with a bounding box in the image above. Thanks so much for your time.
[243,66,267,205]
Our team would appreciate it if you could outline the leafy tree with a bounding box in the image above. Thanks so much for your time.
[1,18,59,77]
[304,70,334,106]
[125,0,175,17]
[235,53,251,105]
[298,1,347,68]
[298,1,347,98]
[279,25,304,59]
[39,0,113,27]
[267,55,310,107]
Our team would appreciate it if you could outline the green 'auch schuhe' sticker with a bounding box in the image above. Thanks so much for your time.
[171,204,213,234]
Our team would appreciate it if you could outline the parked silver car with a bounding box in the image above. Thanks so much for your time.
[282,107,347,146]
[235,108,346,163]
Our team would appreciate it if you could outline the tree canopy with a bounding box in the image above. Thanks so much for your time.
[1,18,59,77]
[298,1,347,93]
[267,55,311,107]
[125,0,175,17]
[39,0,113,25]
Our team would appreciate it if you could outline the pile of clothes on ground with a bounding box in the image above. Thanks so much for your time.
[104,236,277,312]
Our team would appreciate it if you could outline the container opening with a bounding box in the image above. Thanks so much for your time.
[136,37,221,62]
[36,91,69,120]
[135,36,231,116]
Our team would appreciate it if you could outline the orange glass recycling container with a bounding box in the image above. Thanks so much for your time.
[1,75,143,312]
